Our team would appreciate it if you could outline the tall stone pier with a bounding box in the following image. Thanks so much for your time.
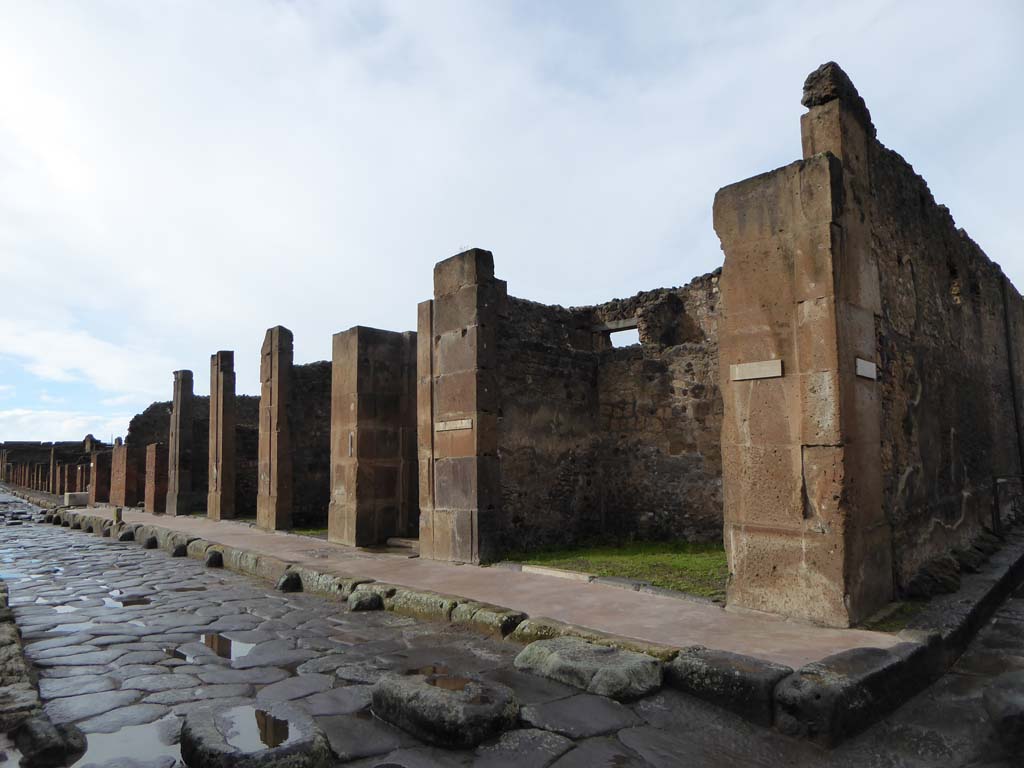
[208,351,236,520]
[417,249,503,563]
[110,438,140,507]
[328,326,418,546]
[145,443,168,514]
[713,63,889,627]
[257,326,293,531]
[88,451,111,507]
[166,370,195,516]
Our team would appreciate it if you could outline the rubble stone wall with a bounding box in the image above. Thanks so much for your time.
[288,361,332,528]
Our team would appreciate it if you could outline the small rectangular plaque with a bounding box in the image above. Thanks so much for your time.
[730,359,783,381]
[855,358,877,380]
[436,418,473,432]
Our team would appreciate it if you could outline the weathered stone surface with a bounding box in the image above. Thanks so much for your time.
[451,601,526,638]
[296,685,372,716]
[371,672,518,747]
[520,693,641,739]
[474,727,574,767]
[180,702,331,768]
[907,555,962,598]
[514,637,662,700]
[347,590,382,612]
[666,646,792,726]
[256,673,332,703]
[77,702,169,733]
[14,716,85,767]
[984,670,1024,753]
[547,736,648,767]
[45,689,142,724]
[39,675,116,699]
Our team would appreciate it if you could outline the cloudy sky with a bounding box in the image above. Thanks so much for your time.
[1,0,1021,441]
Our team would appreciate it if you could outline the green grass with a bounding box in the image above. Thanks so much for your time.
[860,600,928,633]
[514,541,729,601]
[291,527,328,538]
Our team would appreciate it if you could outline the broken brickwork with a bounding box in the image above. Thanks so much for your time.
[109,438,141,507]
[417,249,722,563]
[145,443,168,514]
[329,326,418,546]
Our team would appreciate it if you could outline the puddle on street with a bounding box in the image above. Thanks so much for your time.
[103,596,151,608]
[409,664,449,676]
[170,586,206,592]
[71,716,182,766]
[222,706,295,751]
[426,675,472,692]
[201,632,256,660]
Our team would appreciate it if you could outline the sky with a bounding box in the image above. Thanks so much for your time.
[1,0,1021,441]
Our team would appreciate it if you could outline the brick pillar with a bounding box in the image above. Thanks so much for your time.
[712,63,889,627]
[146,443,168,514]
[208,351,237,520]
[418,249,503,563]
[328,327,418,546]
[166,369,195,516]
[110,438,140,507]
[88,451,111,507]
[257,326,293,531]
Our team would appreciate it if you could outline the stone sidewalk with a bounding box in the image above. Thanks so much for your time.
[65,503,899,669]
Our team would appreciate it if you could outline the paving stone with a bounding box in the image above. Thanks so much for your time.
[315,712,418,762]
[171,696,256,716]
[39,675,116,699]
[112,665,170,680]
[521,694,641,739]
[24,633,95,652]
[483,666,577,705]
[30,643,101,660]
[474,728,574,767]
[35,648,128,666]
[193,665,290,685]
[296,685,373,716]
[45,690,143,724]
[548,736,649,767]
[37,665,109,679]
[113,651,169,666]
[77,703,170,733]
[257,673,333,702]
[121,673,200,692]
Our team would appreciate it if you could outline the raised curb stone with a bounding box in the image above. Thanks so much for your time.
[514,637,662,701]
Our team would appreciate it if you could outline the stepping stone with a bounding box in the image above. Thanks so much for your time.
[475,728,574,767]
[514,638,662,701]
[45,690,143,724]
[520,694,641,739]
[371,671,518,748]
[257,673,333,703]
[77,703,170,733]
[180,702,330,767]
[315,712,417,762]
[40,675,116,700]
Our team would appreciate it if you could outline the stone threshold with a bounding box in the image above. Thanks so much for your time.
[11,489,1023,748]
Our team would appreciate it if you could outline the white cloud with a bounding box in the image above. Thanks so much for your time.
[0,409,131,442]
[0,385,14,399]
[0,1,1021,436]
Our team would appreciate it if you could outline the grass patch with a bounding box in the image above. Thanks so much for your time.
[291,527,328,538]
[861,600,928,633]
[514,541,728,601]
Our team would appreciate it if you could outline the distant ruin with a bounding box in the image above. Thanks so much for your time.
[2,62,1020,629]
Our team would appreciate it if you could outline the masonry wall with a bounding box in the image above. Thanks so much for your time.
[236,396,260,517]
[495,278,722,553]
[288,362,332,528]
[869,138,1024,592]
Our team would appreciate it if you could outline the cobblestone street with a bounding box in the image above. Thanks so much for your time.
[0,492,1021,767]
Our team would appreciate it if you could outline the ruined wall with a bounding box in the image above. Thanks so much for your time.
[870,143,1024,591]
[288,361,332,528]
[236,395,260,517]
[495,276,722,553]
[127,398,208,513]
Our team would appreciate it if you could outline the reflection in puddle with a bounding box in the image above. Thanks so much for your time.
[103,596,151,608]
[202,632,256,660]
[222,706,295,751]
[409,664,449,676]
[426,675,472,692]
[71,716,181,766]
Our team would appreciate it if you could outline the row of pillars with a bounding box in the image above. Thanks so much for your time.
[1,451,91,497]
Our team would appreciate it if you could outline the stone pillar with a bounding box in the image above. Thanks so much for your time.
[328,327,418,547]
[88,451,111,507]
[418,249,503,563]
[110,438,140,507]
[146,443,168,514]
[166,370,195,516]
[48,447,57,494]
[54,464,65,496]
[257,326,293,531]
[712,63,889,627]
[208,351,237,520]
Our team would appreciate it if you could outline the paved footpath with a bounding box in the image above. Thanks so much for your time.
[0,494,1021,766]
[71,504,898,669]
